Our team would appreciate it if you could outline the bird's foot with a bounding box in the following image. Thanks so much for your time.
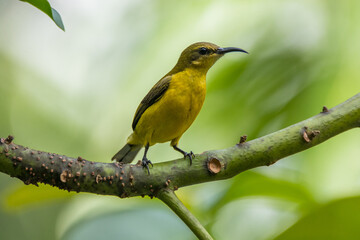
[183,151,195,166]
[142,157,153,174]
[173,145,195,166]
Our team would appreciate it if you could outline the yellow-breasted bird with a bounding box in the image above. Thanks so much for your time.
[112,42,248,173]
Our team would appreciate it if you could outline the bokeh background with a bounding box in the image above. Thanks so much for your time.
[0,0,360,239]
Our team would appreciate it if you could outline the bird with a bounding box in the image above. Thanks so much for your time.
[112,42,248,173]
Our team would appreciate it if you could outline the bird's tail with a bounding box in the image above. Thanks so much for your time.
[111,144,142,164]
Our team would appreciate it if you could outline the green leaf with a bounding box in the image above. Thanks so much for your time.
[51,7,65,30]
[20,0,65,31]
[275,196,360,240]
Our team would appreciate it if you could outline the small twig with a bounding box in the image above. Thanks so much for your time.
[157,188,213,240]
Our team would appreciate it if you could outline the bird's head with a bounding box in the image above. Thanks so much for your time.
[171,42,248,74]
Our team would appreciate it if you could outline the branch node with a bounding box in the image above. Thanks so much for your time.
[60,170,68,183]
[96,174,102,183]
[238,135,247,145]
[207,157,222,174]
[302,127,321,142]
[5,135,14,144]
[322,106,329,113]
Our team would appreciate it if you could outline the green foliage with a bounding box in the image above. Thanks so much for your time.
[20,0,64,30]
[4,184,74,209]
[275,196,360,240]
[63,207,193,240]
[208,171,317,217]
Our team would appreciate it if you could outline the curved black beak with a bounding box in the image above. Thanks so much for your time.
[217,47,249,54]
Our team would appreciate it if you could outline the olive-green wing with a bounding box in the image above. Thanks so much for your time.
[132,75,172,130]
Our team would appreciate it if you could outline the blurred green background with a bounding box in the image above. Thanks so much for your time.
[0,0,360,239]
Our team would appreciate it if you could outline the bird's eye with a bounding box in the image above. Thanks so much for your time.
[198,47,208,55]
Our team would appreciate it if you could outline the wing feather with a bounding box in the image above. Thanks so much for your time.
[132,75,172,130]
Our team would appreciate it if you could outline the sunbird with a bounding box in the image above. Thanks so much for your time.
[112,42,248,173]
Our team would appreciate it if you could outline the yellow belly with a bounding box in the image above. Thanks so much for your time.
[128,71,206,146]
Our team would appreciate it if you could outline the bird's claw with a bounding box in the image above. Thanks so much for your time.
[173,145,195,166]
[142,157,153,174]
[184,151,195,165]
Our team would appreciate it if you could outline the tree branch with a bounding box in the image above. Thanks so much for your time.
[0,93,359,239]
